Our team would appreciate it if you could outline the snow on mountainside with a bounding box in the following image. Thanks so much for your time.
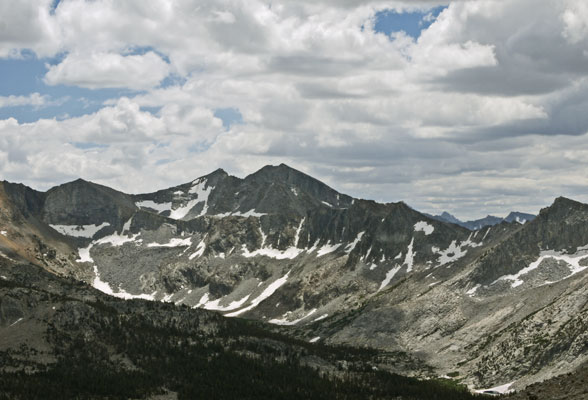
[0,166,586,393]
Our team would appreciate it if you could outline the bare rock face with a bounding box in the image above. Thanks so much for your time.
[42,179,137,228]
[0,164,586,394]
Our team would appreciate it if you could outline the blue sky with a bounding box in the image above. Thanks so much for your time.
[374,6,447,39]
[0,7,442,126]
[0,54,134,122]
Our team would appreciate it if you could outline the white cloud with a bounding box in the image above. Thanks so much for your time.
[0,93,48,108]
[1,0,588,219]
[44,51,170,90]
[561,1,588,43]
[0,0,60,58]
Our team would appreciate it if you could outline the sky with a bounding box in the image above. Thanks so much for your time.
[1,0,588,220]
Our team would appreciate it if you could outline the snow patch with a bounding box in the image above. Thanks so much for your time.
[225,271,291,317]
[316,242,341,257]
[492,246,588,288]
[189,239,206,259]
[474,382,515,395]
[9,317,23,327]
[268,308,317,326]
[147,238,192,248]
[122,217,133,233]
[466,284,481,297]
[242,244,304,260]
[196,293,210,307]
[482,227,491,240]
[136,200,172,213]
[76,245,94,263]
[379,265,401,291]
[232,209,266,217]
[214,209,267,218]
[0,230,7,236]
[404,238,415,272]
[95,231,141,247]
[414,221,434,235]
[344,231,365,253]
[50,222,110,238]
[169,199,200,220]
[433,236,480,267]
[294,218,305,247]
[313,314,329,322]
[309,337,320,343]
[202,294,251,312]
[187,178,214,217]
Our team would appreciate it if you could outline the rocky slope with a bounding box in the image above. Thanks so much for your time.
[0,164,586,395]
[0,253,487,400]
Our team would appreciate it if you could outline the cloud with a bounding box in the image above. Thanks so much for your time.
[561,0,588,43]
[0,93,47,108]
[0,0,60,58]
[1,0,588,219]
[44,51,170,90]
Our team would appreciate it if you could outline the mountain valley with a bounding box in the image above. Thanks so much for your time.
[0,164,586,399]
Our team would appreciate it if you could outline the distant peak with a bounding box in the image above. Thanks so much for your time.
[207,168,228,177]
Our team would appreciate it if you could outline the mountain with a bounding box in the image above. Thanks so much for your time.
[462,215,504,230]
[429,211,536,230]
[0,254,481,400]
[0,164,586,397]
[503,211,536,225]
[429,211,463,225]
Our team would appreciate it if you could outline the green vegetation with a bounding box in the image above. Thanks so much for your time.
[0,298,491,400]
[0,266,491,400]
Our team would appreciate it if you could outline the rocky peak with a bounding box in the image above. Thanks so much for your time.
[0,181,45,217]
[201,168,229,183]
[542,196,585,213]
[43,179,136,226]
[504,211,535,224]
[439,211,461,224]
[245,164,354,209]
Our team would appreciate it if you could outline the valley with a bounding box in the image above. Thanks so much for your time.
[0,164,586,399]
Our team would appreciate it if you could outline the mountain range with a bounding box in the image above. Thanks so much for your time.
[0,164,586,399]
[426,211,536,231]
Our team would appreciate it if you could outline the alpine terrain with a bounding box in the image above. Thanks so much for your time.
[0,164,586,399]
